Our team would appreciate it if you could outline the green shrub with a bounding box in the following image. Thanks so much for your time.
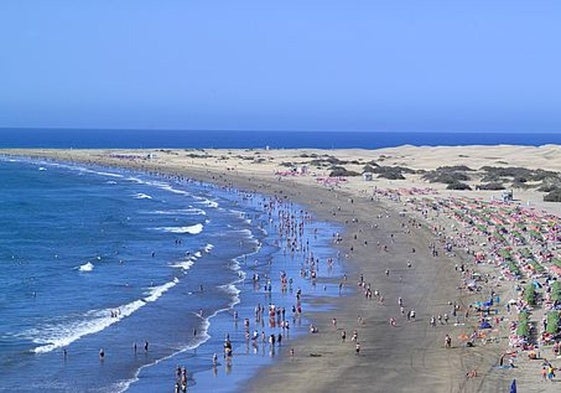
[516,311,530,337]
[551,281,561,302]
[524,283,536,305]
[544,189,561,202]
[446,181,472,190]
[329,166,360,177]
[546,311,560,334]
[476,182,506,191]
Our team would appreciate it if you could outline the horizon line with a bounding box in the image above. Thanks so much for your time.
[1,127,560,134]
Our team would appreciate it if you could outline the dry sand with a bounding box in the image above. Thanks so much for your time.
[4,145,561,392]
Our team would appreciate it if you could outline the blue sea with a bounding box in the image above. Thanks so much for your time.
[0,128,560,149]
[0,156,342,392]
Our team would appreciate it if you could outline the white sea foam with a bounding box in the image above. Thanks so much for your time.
[194,197,219,208]
[28,278,179,354]
[170,258,195,270]
[156,223,203,234]
[204,243,214,253]
[113,271,244,393]
[134,193,153,200]
[151,208,206,216]
[237,228,253,237]
[58,163,124,179]
[89,170,123,178]
[117,312,214,393]
[194,251,202,258]
[126,176,143,184]
[77,262,94,272]
[157,183,190,196]
[219,283,241,298]
[144,278,179,303]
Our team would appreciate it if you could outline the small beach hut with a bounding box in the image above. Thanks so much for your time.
[501,189,513,202]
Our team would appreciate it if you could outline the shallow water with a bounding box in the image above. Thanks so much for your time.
[0,157,343,392]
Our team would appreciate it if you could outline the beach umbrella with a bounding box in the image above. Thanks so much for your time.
[509,379,517,393]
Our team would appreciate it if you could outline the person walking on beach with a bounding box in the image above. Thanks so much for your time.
[444,334,452,348]
[430,316,436,327]
[547,365,555,381]
[355,342,361,355]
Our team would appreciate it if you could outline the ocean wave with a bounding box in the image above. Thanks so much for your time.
[134,193,153,200]
[77,262,94,272]
[56,163,124,179]
[117,259,245,393]
[27,278,180,354]
[194,197,219,208]
[89,170,123,178]
[157,184,190,196]
[170,258,195,271]
[126,176,143,184]
[218,283,241,300]
[171,243,212,270]
[230,209,252,224]
[143,278,179,303]
[117,315,213,393]
[151,208,206,216]
[155,223,203,234]
[237,228,253,237]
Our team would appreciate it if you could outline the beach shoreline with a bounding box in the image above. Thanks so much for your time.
[5,146,561,392]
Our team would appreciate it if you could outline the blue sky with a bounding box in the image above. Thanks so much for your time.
[1,1,560,132]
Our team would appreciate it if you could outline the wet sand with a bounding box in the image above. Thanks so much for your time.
[4,147,561,392]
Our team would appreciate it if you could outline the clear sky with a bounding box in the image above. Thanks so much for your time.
[1,1,560,132]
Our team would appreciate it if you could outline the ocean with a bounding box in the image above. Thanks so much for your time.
[0,128,560,149]
[0,156,342,392]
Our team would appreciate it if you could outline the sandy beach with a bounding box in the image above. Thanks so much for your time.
[5,145,561,393]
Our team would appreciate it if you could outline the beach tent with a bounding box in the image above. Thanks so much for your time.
[479,321,492,329]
